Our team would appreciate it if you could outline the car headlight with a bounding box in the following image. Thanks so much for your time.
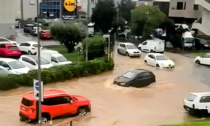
[120,83,125,85]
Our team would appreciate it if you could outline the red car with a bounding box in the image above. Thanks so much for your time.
[40,30,52,39]
[19,90,91,122]
[0,43,21,57]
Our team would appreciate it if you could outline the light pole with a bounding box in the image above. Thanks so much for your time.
[86,0,91,61]
[36,0,42,125]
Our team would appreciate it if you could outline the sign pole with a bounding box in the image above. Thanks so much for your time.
[36,0,42,125]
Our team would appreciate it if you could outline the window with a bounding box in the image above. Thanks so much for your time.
[177,2,184,10]
[20,43,26,46]
[156,55,168,60]
[120,44,125,48]
[138,72,151,79]
[42,96,72,106]
[28,59,36,65]
[57,56,67,62]
[35,57,50,65]
[7,61,25,69]
[7,46,18,49]
[0,38,9,42]
[142,42,147,45]
[51,56,58,62]
[0,44,6,48]
[186,94,197,102]
[126,45,137,49]
[21,98,34,106]
[203,54,210,58]
[22,57,30,62]
[25,43,31,46]
[200,96,210,103]
[148,55,155,59]
[122,71,138,79]
[194,4,199,10]
[1,62,10,68]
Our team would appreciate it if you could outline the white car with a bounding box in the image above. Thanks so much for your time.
[19,55,54,70]
[138,39,165,53]
[184,92,210,117]
[117,42,141,57]
[0,58,30,74]
[144,53,175,68]
[19,41,43,55]
[194,53,210,65]
[0,37,18,45]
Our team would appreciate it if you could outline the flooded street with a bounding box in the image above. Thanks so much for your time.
[0,52,210,126]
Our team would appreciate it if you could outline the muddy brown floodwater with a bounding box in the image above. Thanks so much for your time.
[0,52,209,126]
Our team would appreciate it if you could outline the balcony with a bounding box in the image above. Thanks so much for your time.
[169,9,201,18]
[195,0,210,11]
[192,23,210,36]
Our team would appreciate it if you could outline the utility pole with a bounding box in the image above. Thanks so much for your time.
[86,0,91,61]
[36,0,42,125]
[20,0,24,20]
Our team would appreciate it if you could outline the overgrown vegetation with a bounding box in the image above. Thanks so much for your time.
[159,122,210,126]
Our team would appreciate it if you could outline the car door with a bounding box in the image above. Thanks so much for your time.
[147,54,156,66]
[119,44,126,54]
[60,96,77,114]
[141,41,148,51]
[200,54,210,65]
[51,56,59,66]
[19,43,27,52]
[133,72,152,87]
[199,96,210,113]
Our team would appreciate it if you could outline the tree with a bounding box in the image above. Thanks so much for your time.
[117,0,136,24]
[50,21,86,53]
[131,4,165,36]
[91,0,117,33]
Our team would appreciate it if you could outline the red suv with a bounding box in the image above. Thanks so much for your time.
[19,90,91,122]
[40,30,52,39]
[0,43,21,57]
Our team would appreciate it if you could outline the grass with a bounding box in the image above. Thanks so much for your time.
[191,52,207,57]
[45,46,84,62]
[159,122,210,126]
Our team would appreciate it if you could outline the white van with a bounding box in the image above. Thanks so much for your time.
[138,39,165,53]
[39,50,72,66]
[184,92,210,117]
[181,31,195,48]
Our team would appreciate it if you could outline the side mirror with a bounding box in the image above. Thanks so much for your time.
[6,67,10,70]
[70,100,73,103]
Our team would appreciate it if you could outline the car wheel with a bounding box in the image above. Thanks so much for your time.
[41,113,50,123]
[144,60,147,63]
[138,47,141,51]
[28,51,32,55]
[20,117,25,121]
[156,64,160,68]
[126,52,129,56]
[195,60,200,64]
[77,107,88,116]
[117,49,120,54]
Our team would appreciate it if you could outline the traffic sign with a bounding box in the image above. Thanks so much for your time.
[33,79,43,101]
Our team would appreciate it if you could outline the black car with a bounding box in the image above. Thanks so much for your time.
[113,69,156,88]
[23,24,35,33]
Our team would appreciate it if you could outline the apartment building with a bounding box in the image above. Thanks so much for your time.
[192,0,210,36]
[168,0,201,23]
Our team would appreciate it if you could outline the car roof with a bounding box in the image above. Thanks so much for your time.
[190,92,210,96]
[23,90,68,100]
[21,55,38,59]
[119,42,134,45]
[4,43,15,46]
[24,41,38,44]
[148,53,164,56]
[130,69,151,73]
[0,58,17,62]
[41,50,59,54]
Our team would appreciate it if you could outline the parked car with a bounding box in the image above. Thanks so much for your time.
[19,89,91,122]
[144,53,175,68]
[0,43,21,57]
[183,92,210,117]
[138,39,165,53]
[29,27,42,36]
[0,58,30,74]
[195,53,210,65]
[194,37,210,50]
[39,50,72,66]
[40,30,52,39]
[113,69,155,87]
[0,37,18,45]
[117,43,141,57]
[23,24,35,33]
[19,55,53,70]
[19,41,42,55]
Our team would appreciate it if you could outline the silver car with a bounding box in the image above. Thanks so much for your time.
[117,43,141,57]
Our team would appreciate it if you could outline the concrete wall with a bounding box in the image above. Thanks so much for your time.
[169,0,201,18]
[0,0,16,38]
[135,0,153,6]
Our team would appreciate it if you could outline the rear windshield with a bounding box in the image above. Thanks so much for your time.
[21,98,34,106]
[33,44,39,47]
[186,94,197,102]
[7,46,18,49]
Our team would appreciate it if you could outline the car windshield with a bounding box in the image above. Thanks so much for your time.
[186,94,197,102]
[0,38,9,42]
[33,44,40,47]
[7,61,25,69]
[122,71,138,79]
[126,45,137,49]
[57,56,67,62]
[35,57,50,65]
[7,46,18,49]
[156,55,169,60]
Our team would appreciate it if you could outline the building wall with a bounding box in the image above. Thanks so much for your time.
[169,0,201,18]
[153,1,170,16]
[201,8,210,30]
[0,0,16,38]
[135,0,153,6]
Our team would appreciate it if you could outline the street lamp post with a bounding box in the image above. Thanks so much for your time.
[36,0,42,125]
[86,0,91,61]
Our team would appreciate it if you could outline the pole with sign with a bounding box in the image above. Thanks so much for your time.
[33,79,43,102]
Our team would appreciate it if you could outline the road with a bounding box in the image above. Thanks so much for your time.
[0,47,210,126]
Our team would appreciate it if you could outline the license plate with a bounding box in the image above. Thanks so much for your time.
[13,51,17,53]
[22,107,26,111]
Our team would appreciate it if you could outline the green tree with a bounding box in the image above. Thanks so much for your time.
[82,33,106,60]
[117,0,136,24]
[50,21,86,53]
[91,0,117,33]
[131,4,165,36]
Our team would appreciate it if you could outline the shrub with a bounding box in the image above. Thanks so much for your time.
[0,57,114,91]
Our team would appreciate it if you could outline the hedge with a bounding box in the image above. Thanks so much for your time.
[0,57,114,91]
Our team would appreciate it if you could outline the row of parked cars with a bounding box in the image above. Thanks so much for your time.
[0,40,72,75]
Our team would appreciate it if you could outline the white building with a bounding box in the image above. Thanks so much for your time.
[192,0,210,36]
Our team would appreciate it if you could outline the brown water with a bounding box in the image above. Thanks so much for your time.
[0,52,209,126]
